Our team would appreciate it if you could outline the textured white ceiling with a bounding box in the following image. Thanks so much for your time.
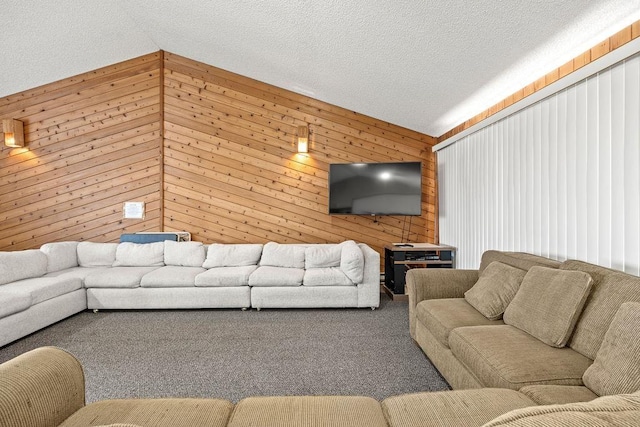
[2,0,640,136]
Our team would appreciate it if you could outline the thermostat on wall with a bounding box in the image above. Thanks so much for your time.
[123,201,145,219]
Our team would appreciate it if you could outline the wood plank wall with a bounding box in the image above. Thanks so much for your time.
[0,53,163,250]
[0,51,437,256]
[163,53,438,256]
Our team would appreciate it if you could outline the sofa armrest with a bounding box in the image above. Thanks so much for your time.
[406,268,479,339]
[0,346,85,427]
[357,243,381,308]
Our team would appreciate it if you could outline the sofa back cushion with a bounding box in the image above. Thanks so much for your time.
[164,241,206,267]
[112,242,164,267]
[259,242,305,268]
[503,267,593,348]
[0,250,48,285]
[483,391,640,426]
[40,242,79,273]
[303,268,353,286]
[464,261,527,320]
[340,240,364,283]
[203,244,263,268]
[0,290,32,319]
[305,245,342,268]
[479,250,560,274]
[561,260,640,360]
[77,242,118,267]
[582,302,640,396]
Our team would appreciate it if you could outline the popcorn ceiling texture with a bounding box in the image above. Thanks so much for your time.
[2,0,639,136]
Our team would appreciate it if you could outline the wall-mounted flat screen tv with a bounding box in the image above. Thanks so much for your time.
[328,162,422,215]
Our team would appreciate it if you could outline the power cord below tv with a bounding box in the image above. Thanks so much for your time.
[399,215,413,245]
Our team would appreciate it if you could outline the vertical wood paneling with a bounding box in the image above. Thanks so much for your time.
[0,53,163,250]
[162,53,437,257]
[437,52,640,275]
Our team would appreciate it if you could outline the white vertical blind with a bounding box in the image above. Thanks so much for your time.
[437,52,640,274]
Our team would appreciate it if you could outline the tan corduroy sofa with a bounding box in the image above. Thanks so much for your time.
[1,346,639,427]
[408,250,640,402]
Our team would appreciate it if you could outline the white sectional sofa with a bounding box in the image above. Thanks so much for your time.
[0,240,380,347]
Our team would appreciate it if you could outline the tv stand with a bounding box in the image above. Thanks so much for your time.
[384,243,456,298]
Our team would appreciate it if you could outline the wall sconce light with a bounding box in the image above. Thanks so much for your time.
[297,125,309,153]
[2,119,25,148]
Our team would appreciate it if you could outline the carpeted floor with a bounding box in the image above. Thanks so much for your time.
[0,294,449,403]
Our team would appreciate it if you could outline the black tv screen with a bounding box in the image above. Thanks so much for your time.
[329,162,422,215]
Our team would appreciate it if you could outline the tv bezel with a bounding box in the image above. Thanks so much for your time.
[327,161,423,216]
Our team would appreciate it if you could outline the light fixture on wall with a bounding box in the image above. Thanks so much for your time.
[2,119,25,148]
[297,125,309,153]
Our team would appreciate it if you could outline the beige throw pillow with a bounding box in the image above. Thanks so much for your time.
[583,302,640,396]
[503,266,593,348]
[464,261,527,320]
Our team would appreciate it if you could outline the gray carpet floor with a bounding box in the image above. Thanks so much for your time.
[0,294,449,403]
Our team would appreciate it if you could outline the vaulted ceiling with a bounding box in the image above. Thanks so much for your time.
[3,0,640,136]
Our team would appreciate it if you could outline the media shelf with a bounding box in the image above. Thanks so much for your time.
[383,243,456,299]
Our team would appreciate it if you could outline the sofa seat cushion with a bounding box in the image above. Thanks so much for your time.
[484,392,640,427]
[449,325,592,390]
[0,289,32,318]
[0,249,48,285]
[303,267,353,286]
[140,266,205,288]
[58,398,233,427]
[248,266,304,287]
[560,260,640,360]
[583,302,640,396]
[45,266,109,281]
[195,266,257,287]
[228,396,387,427]
[519,385,598,405]
[416,298,504,348]
[84,267,160,288]
[382,389,535,427]
[1,276,83,304]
